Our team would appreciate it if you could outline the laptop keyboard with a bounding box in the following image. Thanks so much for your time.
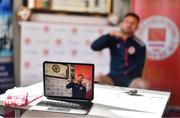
[36,100,83,109]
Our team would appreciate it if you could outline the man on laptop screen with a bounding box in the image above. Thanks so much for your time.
[66,74,87,99]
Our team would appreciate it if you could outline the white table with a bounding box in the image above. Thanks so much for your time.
[0,82,170,118]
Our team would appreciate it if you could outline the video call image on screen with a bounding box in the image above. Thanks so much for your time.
[44,63,93,99]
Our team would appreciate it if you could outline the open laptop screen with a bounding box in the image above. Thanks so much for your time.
[43,61,94,101]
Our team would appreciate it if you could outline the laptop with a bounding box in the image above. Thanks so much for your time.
[30,61,94,115]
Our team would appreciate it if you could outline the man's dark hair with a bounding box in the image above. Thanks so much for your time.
[124,12,140,23]
[78,74,84,78]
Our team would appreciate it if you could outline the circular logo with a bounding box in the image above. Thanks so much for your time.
[52,65,60,73]
[128,46,136,55]
[136,16,179,60]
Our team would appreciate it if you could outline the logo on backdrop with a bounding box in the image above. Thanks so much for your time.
[137,16,179,60]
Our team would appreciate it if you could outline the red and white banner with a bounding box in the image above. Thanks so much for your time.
[131,0,180,106]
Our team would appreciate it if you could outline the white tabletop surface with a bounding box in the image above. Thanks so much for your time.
[0,82,170,118]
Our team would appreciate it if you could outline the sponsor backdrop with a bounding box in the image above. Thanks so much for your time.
[0,0,14,94]
[131,0,180,106]
[20,22,118,87]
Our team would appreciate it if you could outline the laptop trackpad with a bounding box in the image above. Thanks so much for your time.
[69,109,87,114]
[47,107,71,112]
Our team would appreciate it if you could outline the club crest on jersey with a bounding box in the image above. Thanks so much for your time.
[128,46,136,55]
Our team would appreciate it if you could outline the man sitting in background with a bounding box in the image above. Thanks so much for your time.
[91,13,149,89]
